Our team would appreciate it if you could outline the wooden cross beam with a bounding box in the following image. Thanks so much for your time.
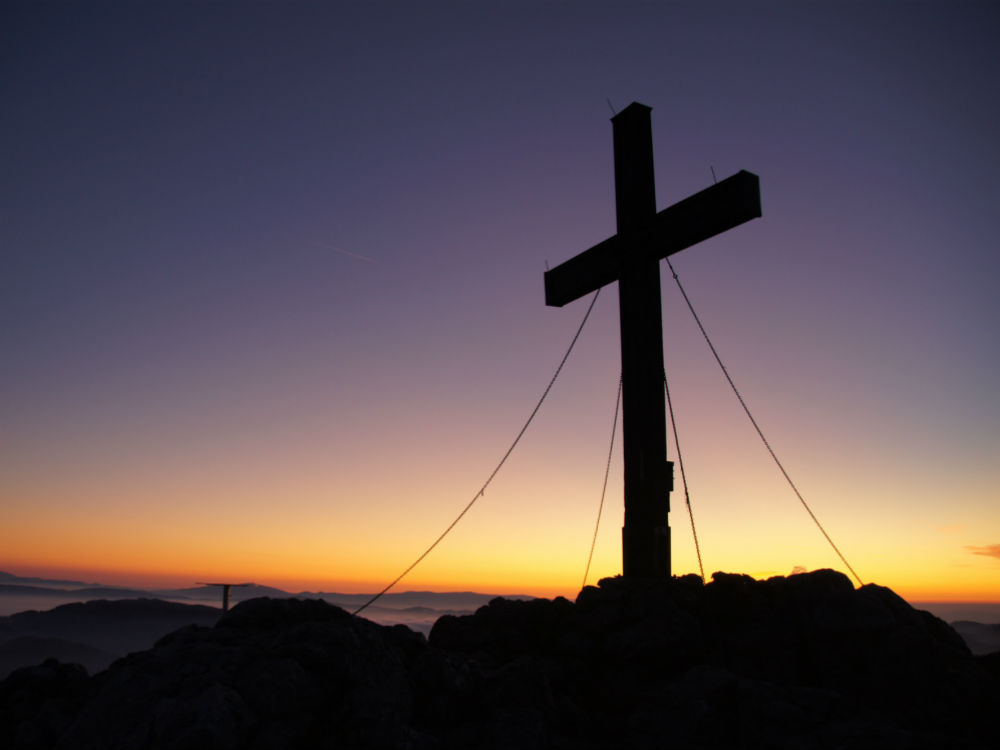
[544,102,761,579]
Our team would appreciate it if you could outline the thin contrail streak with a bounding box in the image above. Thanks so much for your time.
[317,242,380,264]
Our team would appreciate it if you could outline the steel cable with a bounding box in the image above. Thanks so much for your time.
[354,288,602,615]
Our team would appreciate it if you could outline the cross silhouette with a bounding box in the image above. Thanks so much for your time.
[544,102,761,578]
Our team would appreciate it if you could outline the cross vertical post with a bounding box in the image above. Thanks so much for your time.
[543,102,761,580]
[613,104,671,578]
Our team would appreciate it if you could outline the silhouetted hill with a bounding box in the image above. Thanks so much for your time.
[951,620,1000,655]
[0,583,155,599]
[1,570,996,749]
[0,636,117,678]
[0,599,220,678]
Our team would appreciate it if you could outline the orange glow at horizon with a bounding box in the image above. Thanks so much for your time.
[3,554,996,605]
[4,487,998,603]
[4,414,998,604]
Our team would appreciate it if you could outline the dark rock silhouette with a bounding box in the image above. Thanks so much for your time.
[0,660,94,750]
[1,570,996,749]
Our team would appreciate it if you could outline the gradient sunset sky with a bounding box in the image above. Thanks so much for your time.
[3,1,998,602]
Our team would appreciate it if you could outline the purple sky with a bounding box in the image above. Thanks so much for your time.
[2,1,998,598]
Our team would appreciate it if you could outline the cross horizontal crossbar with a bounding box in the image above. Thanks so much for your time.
[544,170,761,307]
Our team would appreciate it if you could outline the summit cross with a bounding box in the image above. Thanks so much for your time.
[544,102,761,578]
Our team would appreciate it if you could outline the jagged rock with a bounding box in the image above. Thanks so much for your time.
[0,659,94,750]
[1,572,996,749]
[52,598,432,750]
[428,570,997,748]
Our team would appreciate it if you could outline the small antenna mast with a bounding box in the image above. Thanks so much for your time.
[198,581,254,613]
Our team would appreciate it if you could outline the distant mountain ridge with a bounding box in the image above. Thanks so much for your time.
[0,578,536,678]
[0,598,220,679]
[0,583,158,599]
[0,571,532,611]
[0,571,98,587]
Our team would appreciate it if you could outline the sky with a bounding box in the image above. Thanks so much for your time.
[2,1,998,603]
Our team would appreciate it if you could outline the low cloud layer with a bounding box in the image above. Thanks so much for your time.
[965,544,1000,560]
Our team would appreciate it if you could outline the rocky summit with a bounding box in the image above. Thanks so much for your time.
[1,570,996,749]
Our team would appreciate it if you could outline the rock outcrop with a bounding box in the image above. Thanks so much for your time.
[1,570,996,749]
